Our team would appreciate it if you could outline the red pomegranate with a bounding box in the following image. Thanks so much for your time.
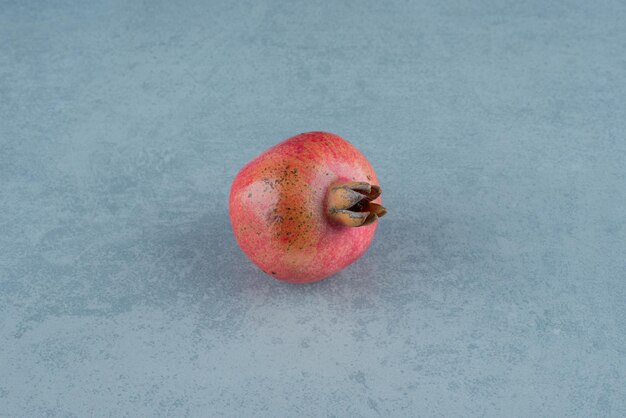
[229,132,386,283]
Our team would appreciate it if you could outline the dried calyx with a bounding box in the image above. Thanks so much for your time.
[327,181,387,227]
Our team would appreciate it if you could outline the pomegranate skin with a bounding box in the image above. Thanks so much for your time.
[229,132,382,283]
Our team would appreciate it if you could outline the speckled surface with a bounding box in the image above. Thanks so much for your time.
[1,0,625,416]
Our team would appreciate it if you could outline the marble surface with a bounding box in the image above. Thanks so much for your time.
[1,0,625,416]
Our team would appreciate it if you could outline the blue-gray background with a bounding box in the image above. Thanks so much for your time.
[1,0,625,416]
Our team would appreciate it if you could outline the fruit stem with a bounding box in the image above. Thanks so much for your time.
[327,181,387,227]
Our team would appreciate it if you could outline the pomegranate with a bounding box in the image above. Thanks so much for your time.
[229,132,386,283]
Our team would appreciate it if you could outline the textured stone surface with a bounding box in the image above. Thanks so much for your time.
[1,0,625,416]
